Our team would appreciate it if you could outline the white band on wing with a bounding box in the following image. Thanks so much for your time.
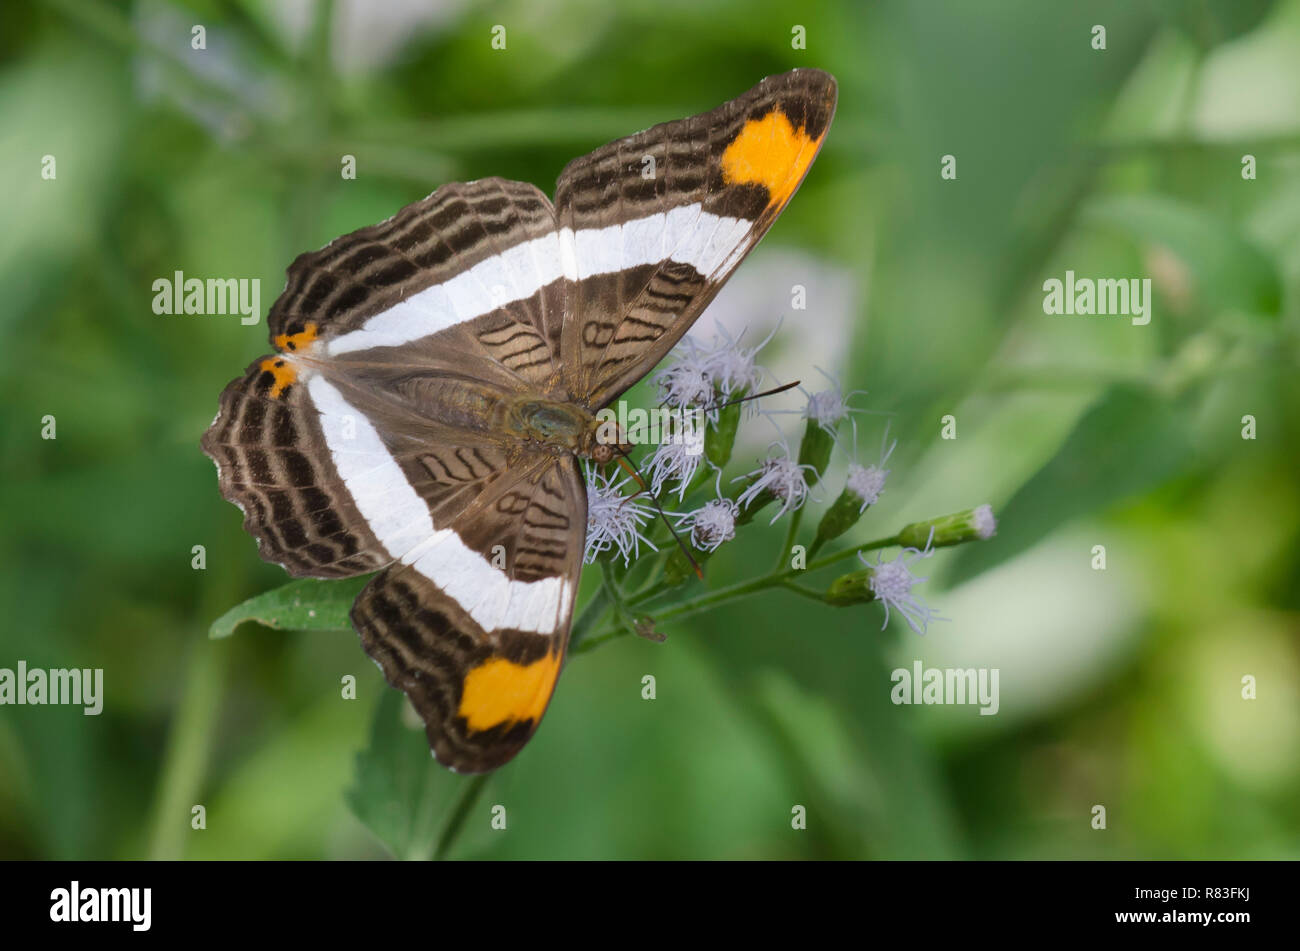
[307,375,570,635]
[325,203,751,356]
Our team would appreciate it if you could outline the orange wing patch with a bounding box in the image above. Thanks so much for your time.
[273,321,319,353]
[457,651,562,732]
[721,108,823,211]
[259,323,319,399]
[259,356,297,399]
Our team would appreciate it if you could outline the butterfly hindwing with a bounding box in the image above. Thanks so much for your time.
[201,356,394,578]
[555,68,837,406]
[202,350,523,577]
[351,456,585,773]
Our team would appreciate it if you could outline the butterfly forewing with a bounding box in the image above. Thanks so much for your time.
[555,68,837,407]
[271,177,568,393]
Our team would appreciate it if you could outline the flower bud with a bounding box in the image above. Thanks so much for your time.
[896,505,997,549]
[824,567,875,606]
[704,397,742,471]
[796,417,834,489]
[733,488,773,527]
[812,486,867,551]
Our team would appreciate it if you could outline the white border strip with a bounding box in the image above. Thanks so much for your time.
[327,202,750,356]
[308,375,570,635]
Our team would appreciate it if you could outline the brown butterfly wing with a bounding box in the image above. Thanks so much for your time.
[204,176,577,579]
[268,176,568,392]
[350,455,585,773]
[554,68,837,408]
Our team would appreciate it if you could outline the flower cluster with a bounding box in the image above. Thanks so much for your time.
[582,326,997,638]
[654,327,770,422]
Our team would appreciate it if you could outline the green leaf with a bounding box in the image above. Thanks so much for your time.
[947,384,1197,585]
[687,597,962,859]
[1081,195,1282,318]
[346,690,485,861]
[1152,0,1276,50]
[208,576,370,639]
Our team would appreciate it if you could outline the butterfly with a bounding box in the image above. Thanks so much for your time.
[201,69,837,773]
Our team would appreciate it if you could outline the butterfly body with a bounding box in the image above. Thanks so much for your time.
[204,69,837,772]
[505,398,602,457]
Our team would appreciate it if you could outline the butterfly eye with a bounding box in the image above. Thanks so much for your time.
[591,444,614,464]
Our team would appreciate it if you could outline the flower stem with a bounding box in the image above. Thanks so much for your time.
[779,579,833,604]
[654,573,775,624]
[600,563,642,637]
[776,507,806,571]
[572,532,899,654]
[628,577,676,607]
[612,532,902,637]
[803,534,899,573]
[569,626,623,655]
[566,580,612,654]
[433,774,489,861]
[146,636,229,859]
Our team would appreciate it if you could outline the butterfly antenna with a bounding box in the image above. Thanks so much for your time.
[616,447,703,581]
[702,379,801,414]
[653,379,801,416]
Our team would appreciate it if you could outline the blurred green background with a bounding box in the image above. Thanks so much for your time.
[2,0,1298,860]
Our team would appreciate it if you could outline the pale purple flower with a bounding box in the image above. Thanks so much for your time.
[971,503,998,540]
[734,441,815,524]
[676,498,739,552]
[655,324,774,423]
[804,387,853,428]
[860,535,946,635]
[845,464,887,509]
[846,429,897,511]
[761,368,873,445]
[697,324,771,401]
[584,468,657,565]
[799,368,867,430]
[644,422,706,501]
[655,355,714,413]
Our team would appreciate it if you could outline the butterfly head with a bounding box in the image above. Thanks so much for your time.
[588,437,632,465]
[585,415,633,464]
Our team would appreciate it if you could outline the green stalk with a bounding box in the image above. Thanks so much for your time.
[566,582,612,654]
[146,637,229,859]
[433,775,489,861]
[629,534,900,632]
